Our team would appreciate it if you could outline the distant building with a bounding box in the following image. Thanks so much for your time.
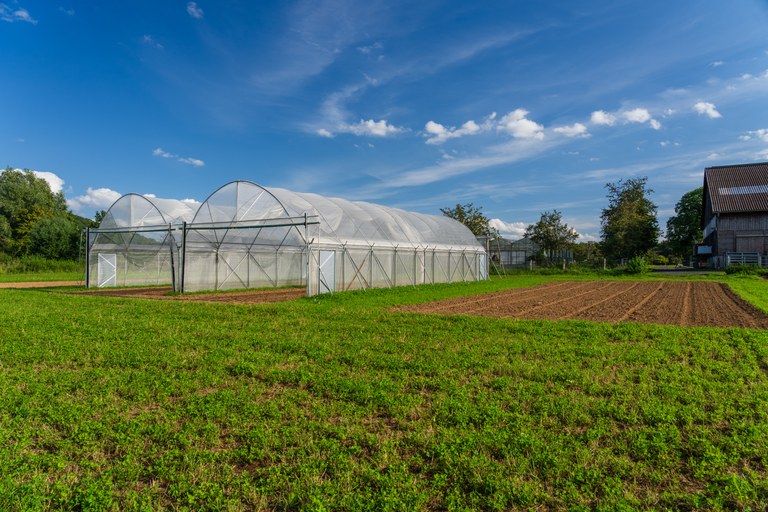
[490,237,572,267]
[700,162,768,267]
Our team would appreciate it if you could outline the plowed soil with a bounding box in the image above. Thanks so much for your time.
[77,286,306,304]
[399,281,768,328]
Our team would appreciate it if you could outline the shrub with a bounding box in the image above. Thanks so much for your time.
[0,254,80,274]
[725,264,767,276]
[625,256,650,274]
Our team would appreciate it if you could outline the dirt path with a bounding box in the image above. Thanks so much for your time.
[399,281,768,328]
[0,281,82,289]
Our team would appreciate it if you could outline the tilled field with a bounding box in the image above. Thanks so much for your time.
[400,281,768,328]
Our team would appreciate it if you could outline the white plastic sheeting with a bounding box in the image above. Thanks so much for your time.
[87,181,487,294]
[87,194,196,288]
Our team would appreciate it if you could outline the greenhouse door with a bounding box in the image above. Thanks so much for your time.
[318,250,336,294]
[479,253,488,280]
[98,253,117,287]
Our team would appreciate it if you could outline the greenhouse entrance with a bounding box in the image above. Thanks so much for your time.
[86,181,487,296]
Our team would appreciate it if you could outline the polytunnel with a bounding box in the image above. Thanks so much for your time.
[86,181,488,295]
[86,194,197,288]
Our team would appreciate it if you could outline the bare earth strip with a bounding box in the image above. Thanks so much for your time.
[0,281,82,289]
[399,281,768,328]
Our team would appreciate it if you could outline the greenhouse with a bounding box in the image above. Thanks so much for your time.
[86,181,487,295]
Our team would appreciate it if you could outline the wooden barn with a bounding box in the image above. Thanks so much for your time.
[700,162,768,268]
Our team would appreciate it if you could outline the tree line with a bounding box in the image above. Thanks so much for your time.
[0,168,96,261]
[442,177,703,266]
[1,165,701,267]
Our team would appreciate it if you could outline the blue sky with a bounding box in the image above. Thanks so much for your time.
[3,0,768,240]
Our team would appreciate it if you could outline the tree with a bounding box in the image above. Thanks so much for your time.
[600,177,659,261]
[572,241,603,262]
[524,210,578,261]
[0,216,11,253]
[440,203,498,238]
[666,187,703,260]
[29,216,80,260]
[0,168,68,255]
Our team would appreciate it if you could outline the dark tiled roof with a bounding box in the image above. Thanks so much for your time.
[704,162,768,213]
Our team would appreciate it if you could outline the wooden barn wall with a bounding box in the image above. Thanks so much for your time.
[716,213,768,255]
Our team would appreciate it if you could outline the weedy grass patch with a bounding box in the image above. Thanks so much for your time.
[0,274,767,510]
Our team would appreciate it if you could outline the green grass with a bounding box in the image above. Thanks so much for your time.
[0,271,83,283]
[1,274,767,510]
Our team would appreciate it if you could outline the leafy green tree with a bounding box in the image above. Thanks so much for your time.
[600,177,659,261]
[440,203,498,238]
[0,216,11,253]
[94,209,107,224]
[666,187,703,259]
[0,168,68,255]
[29,216,80,260]
[524,210,578,261]
[572,241,603,262]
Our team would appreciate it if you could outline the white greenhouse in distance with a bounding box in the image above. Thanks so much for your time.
[86,181,488,295]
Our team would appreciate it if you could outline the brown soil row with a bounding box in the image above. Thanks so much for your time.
[399,281,768,328]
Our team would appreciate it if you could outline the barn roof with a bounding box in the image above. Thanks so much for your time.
[704,162,768,214]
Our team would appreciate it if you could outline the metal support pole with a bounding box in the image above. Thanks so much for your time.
[169,224,176,292]
[180,222,187,293]
[85,227,90,288]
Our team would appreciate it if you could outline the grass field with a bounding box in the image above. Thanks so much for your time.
[1,274,767,510]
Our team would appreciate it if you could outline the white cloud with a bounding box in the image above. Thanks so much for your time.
[0,4,37,24]
[32,171,65,194]
[316,128,334,138]
[497,109,544,140]
[340,119,404,137]
[186,1,204,19]
[3,168,65,194]
[153,147,204,166]
[592,108,659,129]
[590,110,616,126]
[741,129,768,143]
[693,101,722,119]
[178,157,205,167]
[425,120,482,144]
[489,218,527,238]
[67,187,122,213]
[622,108,652,124]
[357,42,382,54]
[553,122,590,138]
[142,35,164,49]
[153,147,174,158]
[710,60,724,67]
[59,7,75,16]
